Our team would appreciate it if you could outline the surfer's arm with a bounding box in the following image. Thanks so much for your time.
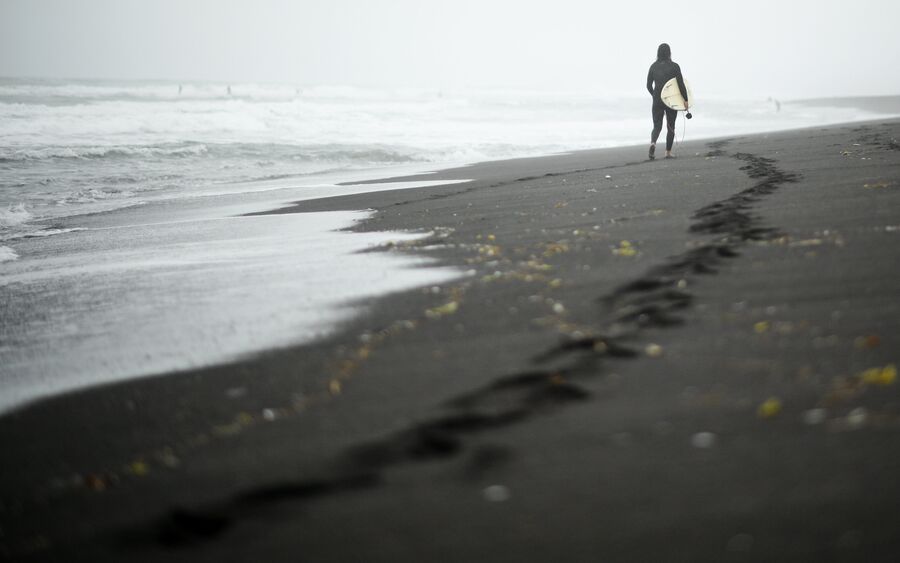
[646,68,654,96]
[674,64,689,106]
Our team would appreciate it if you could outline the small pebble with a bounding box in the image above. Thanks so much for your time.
[158,449,181,468]
[262,408,277,422]
[691,432,717,449]
[645,343,663,357]
[483,485,511,502]
[846,407,868,429]
[802,408,827,425]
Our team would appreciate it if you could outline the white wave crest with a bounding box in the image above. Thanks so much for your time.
[59,187,135,205]
[0,204,32,228]
[0,246,18,262]
[0,144,208,162]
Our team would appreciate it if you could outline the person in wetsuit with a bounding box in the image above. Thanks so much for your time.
[646,43,689,160]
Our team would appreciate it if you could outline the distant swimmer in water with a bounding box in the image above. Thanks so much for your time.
[227,85,232,96]
[646,43,689,160]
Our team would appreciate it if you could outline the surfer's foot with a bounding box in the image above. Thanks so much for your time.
[648,144,656,160]
[665,151,674,159]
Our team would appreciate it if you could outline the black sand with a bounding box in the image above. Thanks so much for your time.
[2,120,899,562]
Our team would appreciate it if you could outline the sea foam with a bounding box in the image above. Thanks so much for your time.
[0,245,18,262]
[0,204,32,228]
[0,202,465,414]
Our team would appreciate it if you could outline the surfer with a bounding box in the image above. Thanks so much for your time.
[646,43,689,160]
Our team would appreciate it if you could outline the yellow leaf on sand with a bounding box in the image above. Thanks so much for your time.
[754,321,770,334]
[426,301,459,319]
[612,241,637,257]
[757,397,782,418]
[860,367,880,384]
[861,364,896,386]
[883,364,898,384]
[128,461,149,476]
[477,245,501,257]
[542,243,569,257]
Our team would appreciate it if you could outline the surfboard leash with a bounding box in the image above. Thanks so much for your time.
[679,108,692,146]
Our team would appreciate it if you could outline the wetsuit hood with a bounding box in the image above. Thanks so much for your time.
[657,43,671,61]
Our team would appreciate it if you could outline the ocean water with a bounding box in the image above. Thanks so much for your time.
[0,79,890,412]
[2,79,888,243]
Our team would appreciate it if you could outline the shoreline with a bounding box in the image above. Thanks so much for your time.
[6,113,894,417]
[2,118,899,561]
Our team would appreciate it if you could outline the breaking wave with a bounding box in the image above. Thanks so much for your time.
[0,204,32,228]
[0,245,18,263]
[0,144,209,162]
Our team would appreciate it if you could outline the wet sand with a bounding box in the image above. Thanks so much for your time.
[1,119,899,562]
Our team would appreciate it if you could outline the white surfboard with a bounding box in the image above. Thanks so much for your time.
[661,77,692,111]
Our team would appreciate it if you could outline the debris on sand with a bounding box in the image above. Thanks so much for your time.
[757,397,782,419]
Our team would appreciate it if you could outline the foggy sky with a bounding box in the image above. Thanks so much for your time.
[2,0,899,99]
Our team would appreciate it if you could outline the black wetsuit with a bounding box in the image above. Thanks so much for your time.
[646,59,688,151]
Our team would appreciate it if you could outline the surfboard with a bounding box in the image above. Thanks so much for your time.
[661,77,692,111]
